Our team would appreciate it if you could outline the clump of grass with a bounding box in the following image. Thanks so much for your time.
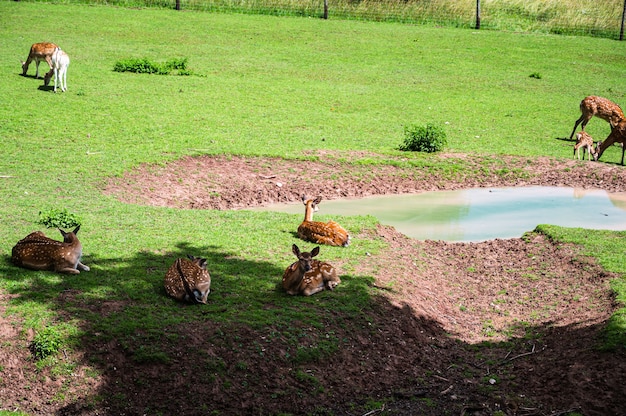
[30,325,63,360]
[37,208,82,229]
[398,123,447,153]
[113,57,192,75]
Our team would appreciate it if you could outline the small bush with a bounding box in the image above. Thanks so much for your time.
[37,208,82,229]
[113,57,191,75]
[31,326,63,360]
[399,123,447,153]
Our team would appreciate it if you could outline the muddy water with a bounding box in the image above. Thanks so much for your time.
[258,187,626,242]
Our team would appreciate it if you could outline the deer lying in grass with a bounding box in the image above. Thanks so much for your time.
[164,255,211,304]
[21,42,58,84]
[297,195,350,247]
[573,131,594,161]
[45,47,70,93]
[282,244,340,296]
[569,96,625,140]
[11,226,89,274]
[593,119,626,166]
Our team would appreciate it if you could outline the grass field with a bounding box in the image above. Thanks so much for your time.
[1,2,626,412]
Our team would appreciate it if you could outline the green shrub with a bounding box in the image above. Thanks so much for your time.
[37,208,82,229]
[399,123,447,153]
[113,57,190,75]
[31,326,63,360]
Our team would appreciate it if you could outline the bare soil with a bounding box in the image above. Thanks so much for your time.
[2,153,626,416]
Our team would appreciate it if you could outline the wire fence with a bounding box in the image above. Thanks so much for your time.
[16,0,626,40]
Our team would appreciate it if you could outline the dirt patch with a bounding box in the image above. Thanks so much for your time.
[2,153,626,416]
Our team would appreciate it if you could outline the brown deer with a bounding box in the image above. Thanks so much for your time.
[593,119,626,165]
[164,255,211,304]
[297,195,350,247]
[11,226,89,274]
[282,244,340,296]
[21,42,58,84]
[573,131,594,161]
[569,96,625,140]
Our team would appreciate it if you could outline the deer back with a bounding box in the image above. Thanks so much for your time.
[164,255,211,304]
[282,244,340,296]
[582,96,625,125]
[298,195,350,247]
[11,226,85,274]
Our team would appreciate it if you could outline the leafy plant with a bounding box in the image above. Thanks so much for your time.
[30,325,63,360]
[113,57,191,75]
[37,208,82,229]
[399,123,447,153]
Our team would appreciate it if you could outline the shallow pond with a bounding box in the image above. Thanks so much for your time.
[258,186,626,242]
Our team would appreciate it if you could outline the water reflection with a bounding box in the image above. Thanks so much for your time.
[257,187,626,242]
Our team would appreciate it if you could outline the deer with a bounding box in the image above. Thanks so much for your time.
[45,47,70,93]
[21,42,58,84]
[593,119,626,166]
[297,195,350,247]
[11,226,89,274]
[573,131,594,161]
[164,255,211,304]
[282,244,340,296]
[569,96,625,140]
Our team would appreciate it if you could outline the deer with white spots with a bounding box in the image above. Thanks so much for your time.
[282,244,340,296]
[297,195,350,247]
[11,226,89,274]
[164,255,211,304]
[573,131,594,161]
[569,96,624,140]
[593,119,626,166]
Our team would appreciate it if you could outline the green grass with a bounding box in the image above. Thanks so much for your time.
[0,2,625,408]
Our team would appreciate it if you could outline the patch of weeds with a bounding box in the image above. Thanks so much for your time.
[481,320,497,337]
[529,72,542,79]
[30,325,63,360]
[37,208,82,229]
[398,123,447,153]
[113,57,194,75]
[132,345,170,364]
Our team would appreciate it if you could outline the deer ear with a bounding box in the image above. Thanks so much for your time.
[292,244,300,257]
[73,225,80,234]
[301,194,307,203]
[315,196,323,204]
[59,228,67,237]
[311,247,320,257]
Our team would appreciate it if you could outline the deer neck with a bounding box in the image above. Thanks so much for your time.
[304,202,315,222]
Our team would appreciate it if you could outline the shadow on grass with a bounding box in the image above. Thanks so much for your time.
[1,242,626,416]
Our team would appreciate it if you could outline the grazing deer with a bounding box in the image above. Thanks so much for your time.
[282,244,340,296]
[11,226,89,274]
[593,119,626,165]
[569,96,625,140]
[297,195,350,247]
[45,47,70,93]
[21,42,58,83]
[573,131,594,161]
[164,255,211,304]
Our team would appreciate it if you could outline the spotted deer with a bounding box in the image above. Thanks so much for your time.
[21,42,58,84]
[11,226,89,274]
[45,47,70,93]
[593,119,626,166]
[573,131,594,161]
[282,244,340,296]
[164,255,211,304]
[569,96,625,140]
[297,195,350,247]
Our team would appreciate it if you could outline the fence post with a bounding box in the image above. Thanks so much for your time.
[621,0,626,40]
[175,0,181,10]
[323,0,328,19]
[475,0,481,29]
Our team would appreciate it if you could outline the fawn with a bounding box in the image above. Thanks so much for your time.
[282,244,340,296]
[45,47,70,93]
[573,131,594,161]
[569,96,624,140]
[164,255,211,304]
[297,195,350,247]
[11,226,89,274]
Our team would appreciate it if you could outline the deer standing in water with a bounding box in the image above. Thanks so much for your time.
[593,119,626,165]
[569,96,624,140]
[11,226,89,274]
[282,244,340,296]
[297,195,350,247]
[164,255,211,304]
[21,42,58,84]
[573,131,594,161]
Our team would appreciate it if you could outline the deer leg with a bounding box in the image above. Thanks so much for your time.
[77,261,90,271]
[570,115,586,140]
